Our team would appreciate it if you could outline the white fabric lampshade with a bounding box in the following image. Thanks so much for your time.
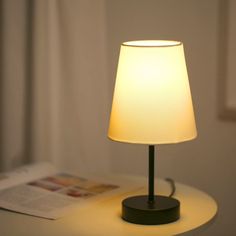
[108,40,197,144]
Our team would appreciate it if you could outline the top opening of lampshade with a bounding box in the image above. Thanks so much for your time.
[122,40,182,47]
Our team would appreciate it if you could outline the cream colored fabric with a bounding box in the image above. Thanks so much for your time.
[108,41,197,144]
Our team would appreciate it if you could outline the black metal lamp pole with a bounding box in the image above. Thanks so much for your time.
[148,145,155,203]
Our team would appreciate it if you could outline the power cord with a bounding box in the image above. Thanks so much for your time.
[165,178,176,197]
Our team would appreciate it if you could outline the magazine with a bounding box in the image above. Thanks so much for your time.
[0,162,136,220]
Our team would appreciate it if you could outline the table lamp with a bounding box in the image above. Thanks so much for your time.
[108,40,197,225]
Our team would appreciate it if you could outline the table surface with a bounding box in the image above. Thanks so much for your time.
[0,176,217,236]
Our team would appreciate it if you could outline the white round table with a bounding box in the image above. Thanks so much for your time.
[0,177,217,236]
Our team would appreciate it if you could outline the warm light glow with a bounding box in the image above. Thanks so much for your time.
[122,40,181,47]
[108,40,197,144]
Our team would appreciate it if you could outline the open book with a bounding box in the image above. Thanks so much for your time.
[0,162,135,219]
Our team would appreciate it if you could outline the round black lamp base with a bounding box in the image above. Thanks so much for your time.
[122,195,180,225]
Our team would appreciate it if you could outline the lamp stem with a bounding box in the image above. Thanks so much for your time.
[148,145,155,203]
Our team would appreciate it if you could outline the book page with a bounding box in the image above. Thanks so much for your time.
[0,164,138,219]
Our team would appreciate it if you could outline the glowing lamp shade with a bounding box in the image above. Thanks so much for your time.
[108,40,197,144]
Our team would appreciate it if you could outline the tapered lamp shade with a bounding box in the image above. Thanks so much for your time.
[108,40,197,144]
